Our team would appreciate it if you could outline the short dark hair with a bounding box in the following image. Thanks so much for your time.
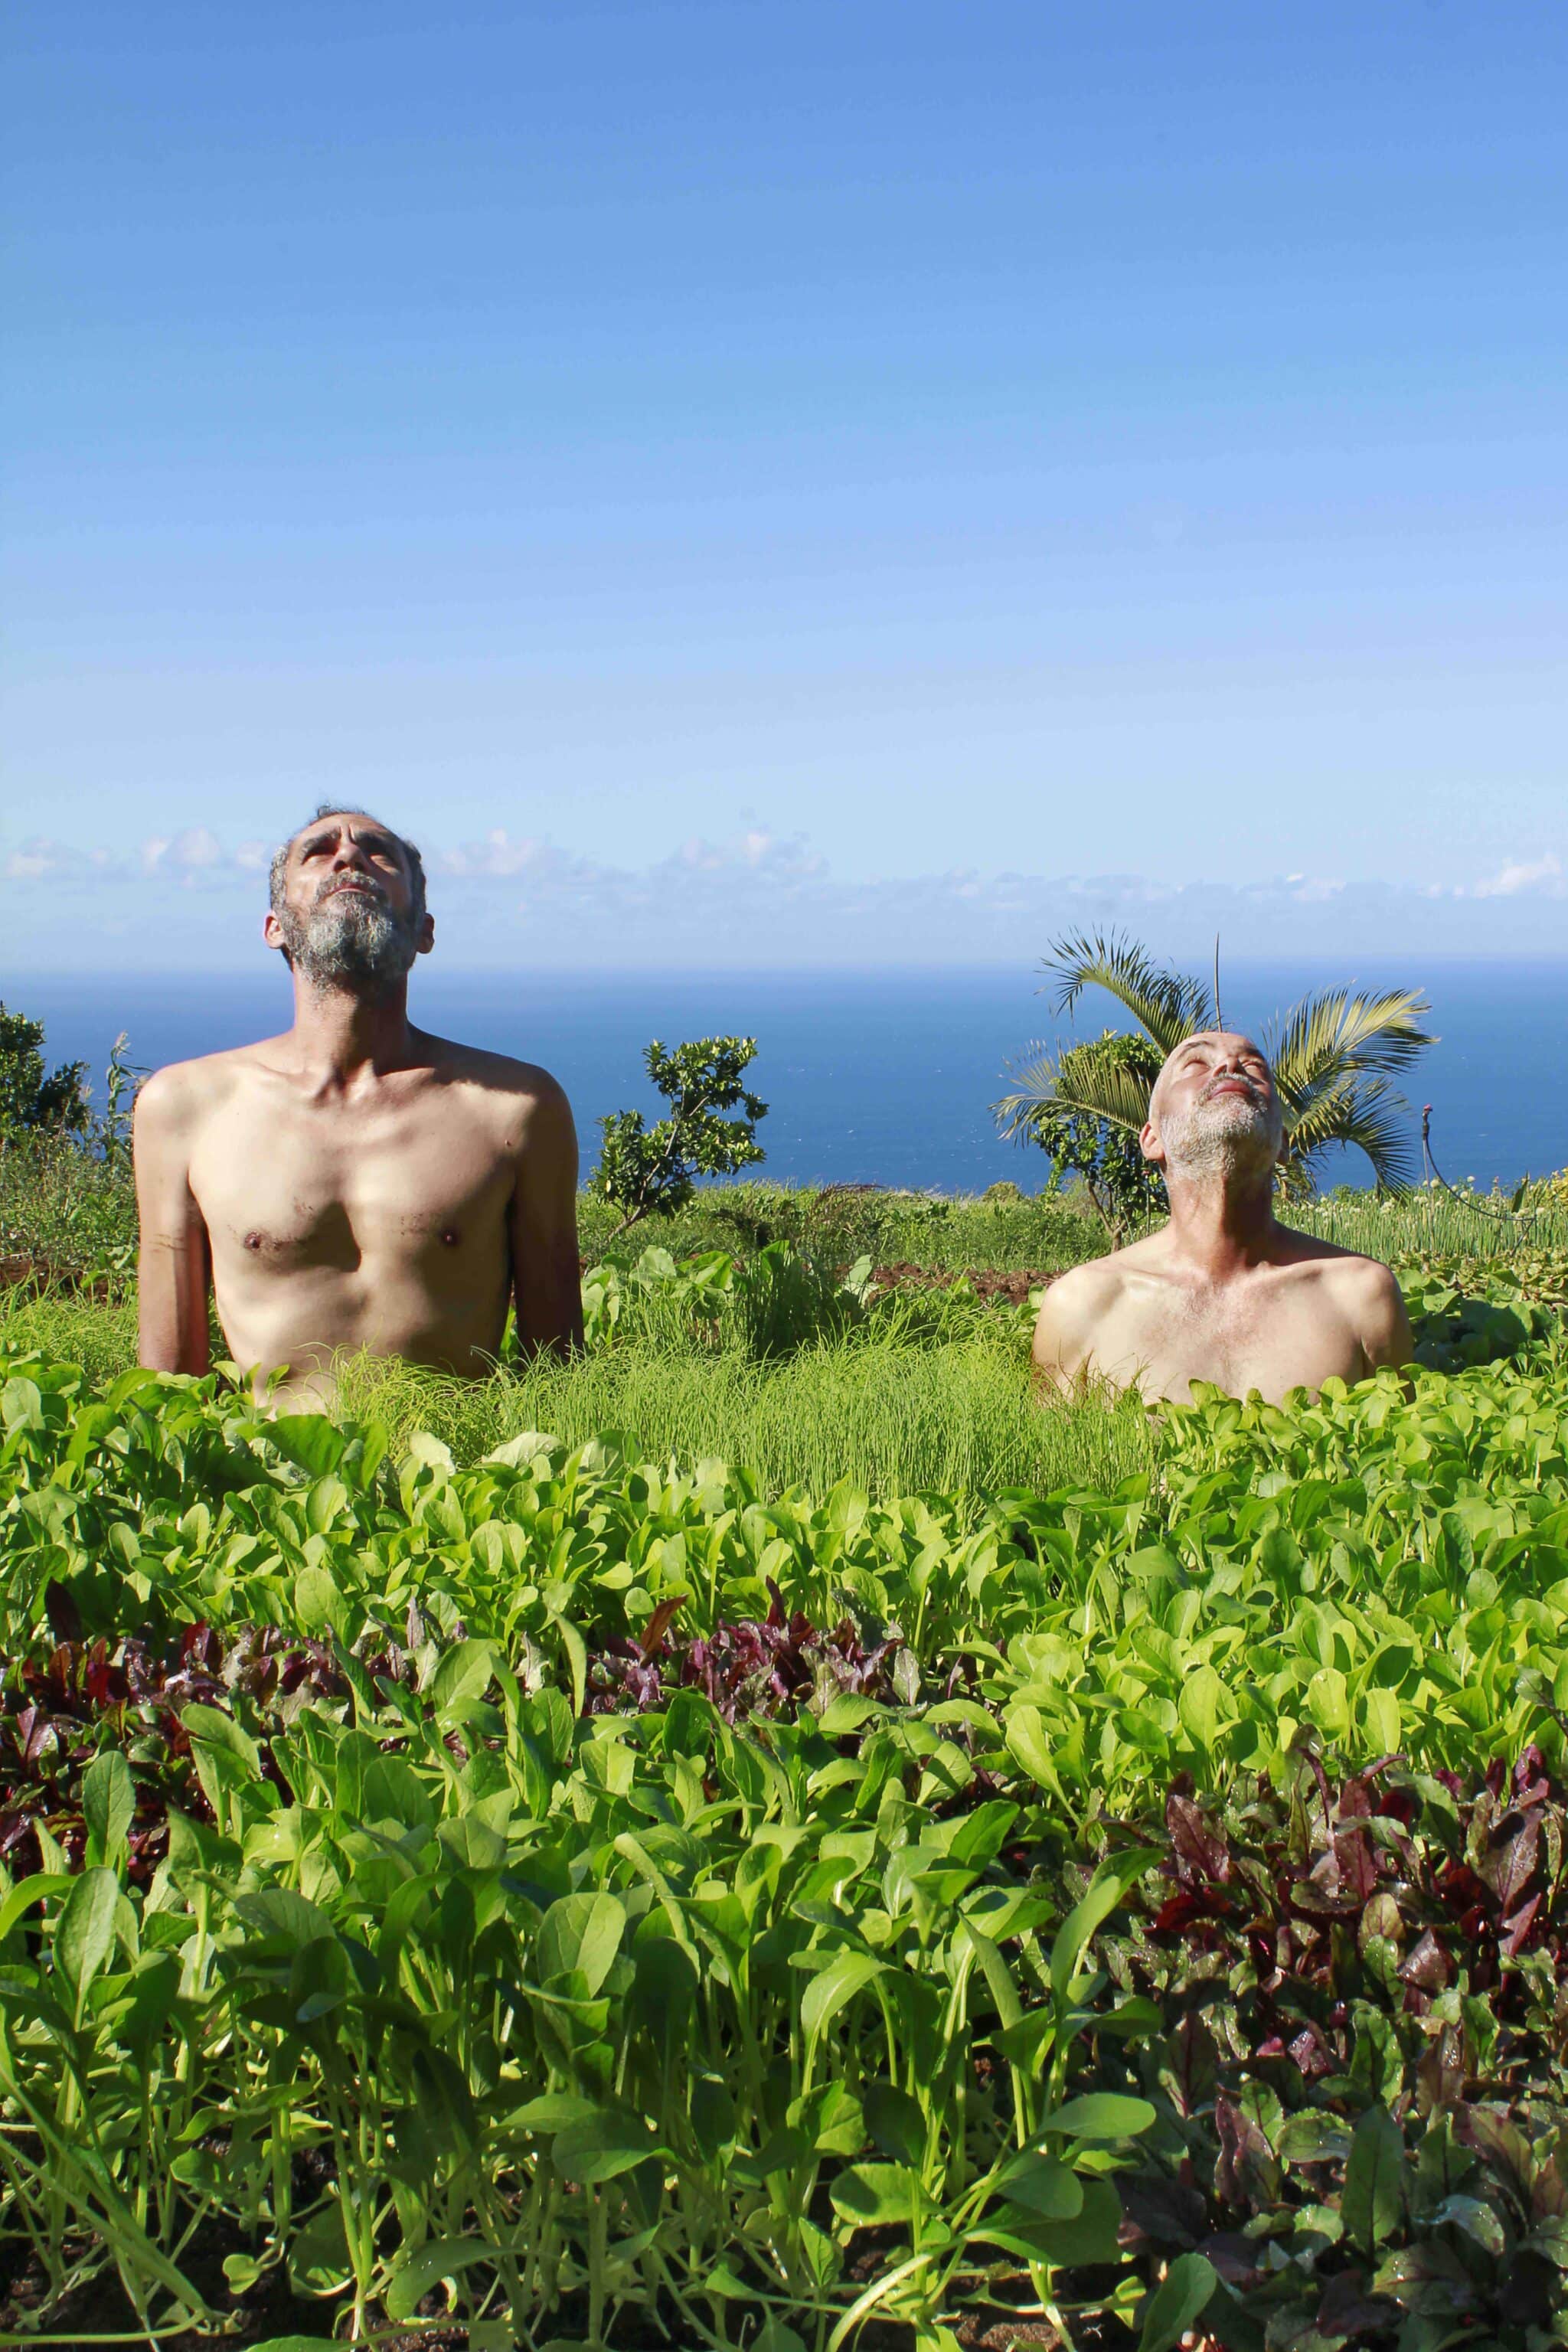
[269,805,427,923]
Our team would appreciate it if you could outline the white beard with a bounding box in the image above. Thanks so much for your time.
[277,885,417,992]
[1158,1089,1280,1182]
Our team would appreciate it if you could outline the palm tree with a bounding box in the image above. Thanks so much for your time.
[995,930,1436,1197]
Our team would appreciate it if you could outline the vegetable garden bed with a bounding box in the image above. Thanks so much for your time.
[4,1269,1568,2347]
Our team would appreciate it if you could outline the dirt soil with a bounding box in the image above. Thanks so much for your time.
[867,1261,1058,1307]
[0,2257,1132,2351]
[0,2212,1148,2350]
[0,1253,112,1302]
[0,2236,338,2350]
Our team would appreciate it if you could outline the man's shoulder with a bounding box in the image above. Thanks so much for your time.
[1037,1242,1150,1319]
[1064,1226,1176,1284]
[423,1040,575,1158]
[1276,1227,1403,1296]
[429,1035,570,1106]
[1327,1250,1406,1312]
[134,1043,276,1129]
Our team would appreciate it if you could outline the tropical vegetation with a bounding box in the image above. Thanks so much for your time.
[997,1031,1166,1240]
[995,931,1436,1197]
[8,1004,1568,2344]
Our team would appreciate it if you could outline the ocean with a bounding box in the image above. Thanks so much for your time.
[6,960,1566,1195]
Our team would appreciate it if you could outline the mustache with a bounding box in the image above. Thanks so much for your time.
[1199,1073,1268,1106]
[315,874,390,910]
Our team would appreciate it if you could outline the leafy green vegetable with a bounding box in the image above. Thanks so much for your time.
[5,1286,1568,2346]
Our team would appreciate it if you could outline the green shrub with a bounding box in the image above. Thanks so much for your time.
[590,1035,767,1239]
[0,1001,91,1139]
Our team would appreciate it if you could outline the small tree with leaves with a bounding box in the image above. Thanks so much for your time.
[1002,1028,1168,1239]
[0,1004,91,1142]
[593,1036,768,1240]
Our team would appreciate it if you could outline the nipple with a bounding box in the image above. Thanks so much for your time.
[244,1231,263,1253]
[440,1228,459,1247]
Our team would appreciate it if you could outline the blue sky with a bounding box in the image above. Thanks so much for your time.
[5,0,1567,969]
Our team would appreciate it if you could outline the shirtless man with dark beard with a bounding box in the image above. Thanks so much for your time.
[1031,1031,1411,1405]
[134,807,583,1403]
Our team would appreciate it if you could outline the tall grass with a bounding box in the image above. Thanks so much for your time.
[1293,1185,1568,1260]
[10,1149,1561,1508]
[338,1329,1155,1498]
[0,1292,139,1389]
[0,1278,1149,1500]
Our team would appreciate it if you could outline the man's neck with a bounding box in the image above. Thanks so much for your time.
[1162,1165,1280,1278]
[286,975,420,1084]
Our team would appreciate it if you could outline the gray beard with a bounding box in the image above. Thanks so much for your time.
[1159,1093,1280,1184]
[277,887,417,994]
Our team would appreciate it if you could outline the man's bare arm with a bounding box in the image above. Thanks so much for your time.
[510,1077,584,1361]
[1356,1262,1414,1375]
[133,1070,212,1376]
[1030,1265,1106,1397]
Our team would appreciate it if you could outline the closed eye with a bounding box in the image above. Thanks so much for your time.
[299,830,400,866]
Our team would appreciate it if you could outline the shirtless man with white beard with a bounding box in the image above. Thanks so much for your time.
[1031,1031,1411,1405]
[134,806,583,1403]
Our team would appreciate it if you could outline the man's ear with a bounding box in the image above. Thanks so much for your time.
[263,910,286,955]
[1140,1119,1165,1166]
[416,913,435,958]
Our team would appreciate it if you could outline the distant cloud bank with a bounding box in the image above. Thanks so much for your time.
[6,822,1568,969]
[1470,851,1563,900]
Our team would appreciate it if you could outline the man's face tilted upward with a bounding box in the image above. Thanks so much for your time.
[266,811,430,993]
[1144,1030,1285,1183]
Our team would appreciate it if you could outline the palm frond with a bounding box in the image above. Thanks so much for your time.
[1259,987,1431,1195]
[995,1043,1154,1140]
[1265,988,1435,1096]
[1283,1072,1420,1194]
[1040,929,1214,1055]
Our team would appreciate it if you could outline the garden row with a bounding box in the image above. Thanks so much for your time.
[5,1311,1568,2345]
[8,1301,1568,1802]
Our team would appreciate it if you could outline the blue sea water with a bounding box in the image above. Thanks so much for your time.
[6,960,1567,1194]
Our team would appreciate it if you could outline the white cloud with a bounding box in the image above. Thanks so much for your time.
[171,826,224,871]
[4,838,113,881]
[1472,851,1564,900]
[665,828,826,882]
[439,828,560,880]
[5,842,67,881]
[136,826,244,887]
[8,831,276,887]
[9,822,1568,967]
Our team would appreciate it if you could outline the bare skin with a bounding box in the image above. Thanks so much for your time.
[134,812,583,1404]
[1032,1031,1411,1406]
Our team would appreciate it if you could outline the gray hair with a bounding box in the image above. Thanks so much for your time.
[269,805,427,925]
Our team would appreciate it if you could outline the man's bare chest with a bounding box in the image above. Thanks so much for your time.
[190,1094,513,1270]
[1097,1271,1360,1397]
